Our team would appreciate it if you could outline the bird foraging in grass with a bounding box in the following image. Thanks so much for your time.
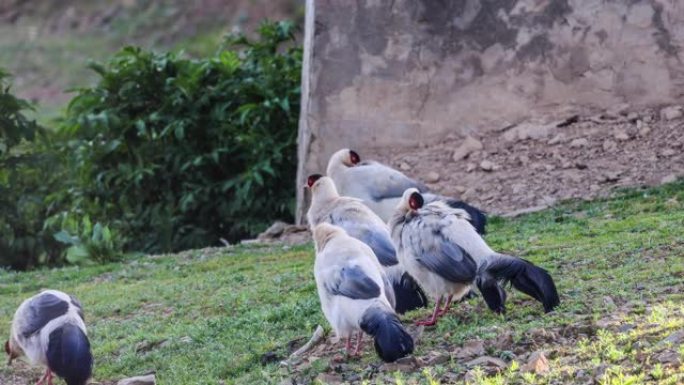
[326,148,487,234]
[306,173,428,314]
[312,223,414,362]
[389,189,560,326]
[5,290,93,385]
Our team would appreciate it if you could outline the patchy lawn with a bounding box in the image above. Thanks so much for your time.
[1,181,683,384]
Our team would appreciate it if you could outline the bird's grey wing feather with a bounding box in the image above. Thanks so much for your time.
[21,293,70,337]
[328,208,398,266]
[325,265,381,300]
[408,217,477,283]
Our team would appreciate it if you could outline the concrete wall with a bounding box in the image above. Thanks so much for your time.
[295,0,684,222]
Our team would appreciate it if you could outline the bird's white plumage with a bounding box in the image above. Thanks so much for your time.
[9,289,87,367]
[313,223,394,339]
[327,149,428,222]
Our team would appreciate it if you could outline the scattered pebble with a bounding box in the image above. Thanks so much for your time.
[660,105,683,121]
[522,351,549,374]
[117,374,156,385]
[425,171,440,183]
[480,160,496,171]
[452,136,483,162]
[570,138,589,148]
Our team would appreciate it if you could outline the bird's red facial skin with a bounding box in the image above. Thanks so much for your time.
[349,150,360,165]
[408,192,424,211]
[307,174,323,188]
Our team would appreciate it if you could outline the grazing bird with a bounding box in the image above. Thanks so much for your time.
[5,290,93,385]
[312,222,414,362]
[326,148,487,234]
[389,189,560,326]
[306,174,428,314]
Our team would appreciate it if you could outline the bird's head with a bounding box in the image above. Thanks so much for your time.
[306,173,323,189]
[399,188,424,213]
[306,174,339,201]
[329,148,361,168]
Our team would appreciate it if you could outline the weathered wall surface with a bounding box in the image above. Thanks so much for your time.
[296,0,684,221]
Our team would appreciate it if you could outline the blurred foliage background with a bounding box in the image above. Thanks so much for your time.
[0,0,304,269]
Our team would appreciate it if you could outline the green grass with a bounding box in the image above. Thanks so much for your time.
[2,181,684,384]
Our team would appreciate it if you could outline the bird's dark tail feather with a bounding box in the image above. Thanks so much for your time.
[46,323,93,385]
[360,307,414,363]
[444,199,488,235]
[392,272,429,314]
[479,254,559,313]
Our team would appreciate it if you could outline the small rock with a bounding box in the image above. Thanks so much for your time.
[466,163,477,173]
[399,162,411,171]
[117,375,156,385]
[618,324,636,333]
[464,370,478,383]
[480,160,496,171]
[518,154,530,165]
[452,136,484,161]
[570,138,589,148]
[602,139,617,152]
[258,221,288,239]
[602,171,621,183]
[594,364,609,380]
[421,351,451,366]
[638,125,652,136]
[465,356,508,369]
[661,174,677,184]
[503,122,554,142]
[425,171,440,183]
[455,339,485,359]
[655,350,681,365]
[660,105,683,121]
[380,356,420,372]
[659,329,684,346]
[522,351,549,374]
[613,129,630,141]
[548,133,566,145]
[454,185,466,193]
[315,373,344,384]
[603,296,616,307]
[661,148,677,157]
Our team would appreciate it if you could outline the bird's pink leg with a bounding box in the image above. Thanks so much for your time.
[416,296,442,326]
[437,295,454,317]
[353,332,363,356]
[36,368,51,385]
[345,335,352,355]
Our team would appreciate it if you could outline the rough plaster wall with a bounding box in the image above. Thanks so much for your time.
[295,0,684,222]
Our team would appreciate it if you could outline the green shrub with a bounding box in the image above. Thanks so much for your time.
[0,70,61,269]
[57,21,302,253]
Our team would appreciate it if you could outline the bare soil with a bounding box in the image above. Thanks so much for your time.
[373,105,684,216]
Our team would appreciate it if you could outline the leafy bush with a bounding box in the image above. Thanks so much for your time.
[0,69,126,270]
[0,70,61,269]
[50,214,126,265]
[57,21,302,253]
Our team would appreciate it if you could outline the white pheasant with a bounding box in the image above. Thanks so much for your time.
[306,174,428,313]
[389,189,560,326]
[5,290,93,385]
[326,148,487,234]
[312,222,414,362]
